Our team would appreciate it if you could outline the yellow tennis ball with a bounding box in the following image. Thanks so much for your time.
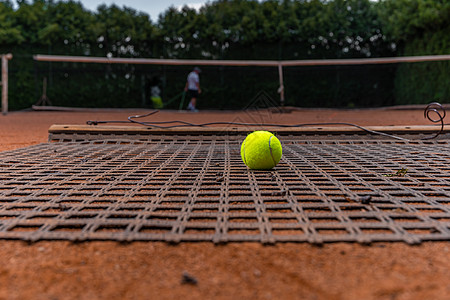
[240,131,282,170]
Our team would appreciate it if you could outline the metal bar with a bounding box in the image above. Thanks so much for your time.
[47,124,450,141]
[278,63,285,106]
[1,54,11,115]
[34,54,280,67]
[1,55,6,115]
[33,54,450,66]
[281,54,450,66]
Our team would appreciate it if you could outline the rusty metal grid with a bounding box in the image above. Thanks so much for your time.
[0,137,449,244]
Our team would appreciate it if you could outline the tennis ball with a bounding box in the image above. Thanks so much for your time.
[240,131,282,170]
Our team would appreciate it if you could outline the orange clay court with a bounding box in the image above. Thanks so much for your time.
[0,107,449,300]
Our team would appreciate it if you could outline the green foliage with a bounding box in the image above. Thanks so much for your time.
[94,4,156,57]
[377,0,449,41]
[378,0,450,104]
[13,1,49,44]
[0,1,24,44]
[393,27,450,104]
[0,0,448,110]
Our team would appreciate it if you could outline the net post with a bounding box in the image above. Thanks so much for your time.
[277,63,285,107]
[1,54,12,115]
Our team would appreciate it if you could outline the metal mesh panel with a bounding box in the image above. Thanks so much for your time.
[0,136,449,244]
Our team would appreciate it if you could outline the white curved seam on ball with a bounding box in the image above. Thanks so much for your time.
[269,135,276,166]
[243,139,247,165]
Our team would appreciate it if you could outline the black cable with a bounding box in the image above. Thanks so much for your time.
[128,111,198,127]
[126,112,409,140]
[86,102,446,141]
[422,102,446,140]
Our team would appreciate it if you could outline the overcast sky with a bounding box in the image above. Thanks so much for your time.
[14,0,378,21]
[76,1,209,22]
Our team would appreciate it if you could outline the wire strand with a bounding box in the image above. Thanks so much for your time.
[86,103,446,141]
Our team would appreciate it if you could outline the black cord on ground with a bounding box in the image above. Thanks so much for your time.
[422,102,446,140]
[86,102,446,141]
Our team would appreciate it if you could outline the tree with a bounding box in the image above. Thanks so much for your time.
[377,0,450,104]
[0,1,24,44]
[94,4,156,57]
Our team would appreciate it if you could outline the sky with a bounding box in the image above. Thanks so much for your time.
[13,0,379,21]
[76,1,210,22]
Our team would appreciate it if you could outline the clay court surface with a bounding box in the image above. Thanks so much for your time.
[0,107,449,300]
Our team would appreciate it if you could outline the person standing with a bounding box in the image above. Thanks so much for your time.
[184,67,201,112]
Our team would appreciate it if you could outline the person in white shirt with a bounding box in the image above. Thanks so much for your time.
[184,67,201,112]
